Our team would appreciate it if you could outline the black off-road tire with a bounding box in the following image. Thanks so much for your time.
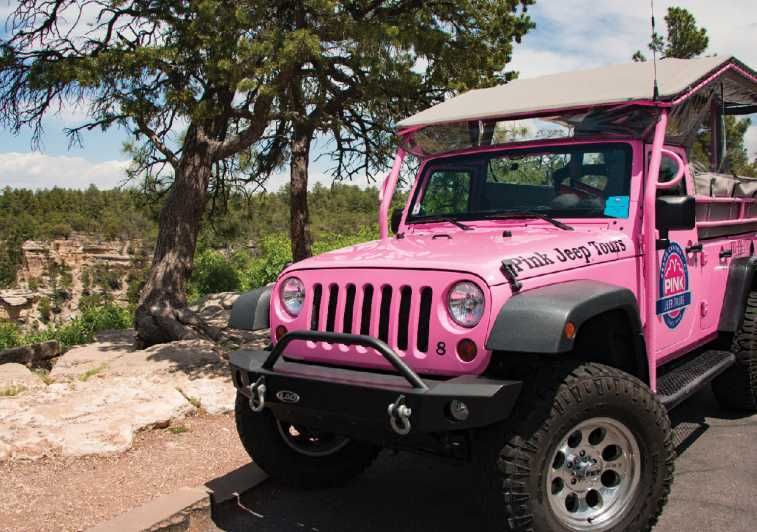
[234,393,380,488]
[712,291,757,411]
[475,362,674,532]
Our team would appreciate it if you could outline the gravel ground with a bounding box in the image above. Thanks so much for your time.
[0,412,247,532]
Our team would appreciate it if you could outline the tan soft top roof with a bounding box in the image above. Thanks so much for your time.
[397,56,756,130]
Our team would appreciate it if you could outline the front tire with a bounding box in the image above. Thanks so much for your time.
[712,291,757,411]
[475,362,674,532]
[234,393,380,488]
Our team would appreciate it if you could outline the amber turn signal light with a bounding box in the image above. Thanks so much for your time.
[456,339,477,362]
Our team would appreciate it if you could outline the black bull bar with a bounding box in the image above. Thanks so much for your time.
[230,331,522,438]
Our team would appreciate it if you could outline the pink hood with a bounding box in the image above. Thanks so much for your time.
[285,223,636,287]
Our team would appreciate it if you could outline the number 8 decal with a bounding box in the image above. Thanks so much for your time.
[436,341,446,355]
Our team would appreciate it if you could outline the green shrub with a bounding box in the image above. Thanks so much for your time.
[78,301,132,332]
[187,249,241,301]
[92,266,122,291]
[241,234,292,289]
[3,303,131,351]
[60,270,74,289]
[38,297,52,323]
[79,293,111,309]
[240,227,377,289]
[313,227,378,255]
[0,321,21,350]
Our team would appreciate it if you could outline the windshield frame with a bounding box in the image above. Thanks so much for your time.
[405,139,634,225]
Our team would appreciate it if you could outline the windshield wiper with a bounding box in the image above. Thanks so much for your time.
[482,212,574,231]
[410,216,474,231]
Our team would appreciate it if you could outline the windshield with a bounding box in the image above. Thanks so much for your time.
[408,143,632,222]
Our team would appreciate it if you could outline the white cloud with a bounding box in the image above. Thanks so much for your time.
[0,151,379,192]
[0,152,129,189]
[513,1,757,76]
[509,49,587,79]
[2,1,756,182]
[509,0,757,156]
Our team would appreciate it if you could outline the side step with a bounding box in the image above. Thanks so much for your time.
[657,350,735,409]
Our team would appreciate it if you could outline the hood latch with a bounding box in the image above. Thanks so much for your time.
[500,259,522,292]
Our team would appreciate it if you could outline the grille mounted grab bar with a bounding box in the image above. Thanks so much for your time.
[262,330,429,391]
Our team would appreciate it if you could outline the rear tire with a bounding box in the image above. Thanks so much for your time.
[234,393,380,488]
[712,291,757,411]
[474,362,674,532]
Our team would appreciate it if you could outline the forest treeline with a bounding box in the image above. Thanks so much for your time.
[0,183,405,292]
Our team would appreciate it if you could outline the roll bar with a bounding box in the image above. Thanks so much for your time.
[378,148,406,240]
[643,110,670,392]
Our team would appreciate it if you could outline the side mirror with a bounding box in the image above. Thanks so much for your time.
[656,195,695,248]
[390,208,404,234]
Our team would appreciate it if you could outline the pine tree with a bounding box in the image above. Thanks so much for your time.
[0,1,535,345]
[632,6,754,176]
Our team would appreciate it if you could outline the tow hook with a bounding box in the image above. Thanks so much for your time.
[248,376,266,412]
[387,395,412,435]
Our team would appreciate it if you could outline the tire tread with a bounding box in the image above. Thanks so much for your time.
[712,291,757,410]
[480,362,674,532]
[234,393,379,489]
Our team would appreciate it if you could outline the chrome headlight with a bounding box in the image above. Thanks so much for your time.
[280,277,305,316]
[447,281,485,327]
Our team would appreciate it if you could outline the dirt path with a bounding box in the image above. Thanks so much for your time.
[0,412,247,532]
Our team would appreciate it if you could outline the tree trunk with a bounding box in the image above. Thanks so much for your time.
[133,128,218,348]
[289,123,313,262]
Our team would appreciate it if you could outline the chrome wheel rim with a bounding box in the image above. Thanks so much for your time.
[546,417,641,530]
[275,420,350,457]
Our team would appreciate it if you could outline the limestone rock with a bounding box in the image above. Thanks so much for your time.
[190,292,239,331]
[49,336,134,381]
[0,289,37,323]
[1,336,236,461]
[2,296,29,306]
[0,377,193,460]
[192,291,240,311]
[175,374,237,416]
[0,363,45,393]
[0,440,11,461]
[4,235,143,328]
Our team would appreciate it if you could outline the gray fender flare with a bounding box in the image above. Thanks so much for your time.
[486,280,643,353]
[718,256,757,332]
[229,284,273,331]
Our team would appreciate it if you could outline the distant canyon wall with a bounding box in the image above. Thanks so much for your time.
[0,234,144,328]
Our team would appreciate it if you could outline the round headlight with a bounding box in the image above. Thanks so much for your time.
[280,277,305,316]
[447,281,485,327]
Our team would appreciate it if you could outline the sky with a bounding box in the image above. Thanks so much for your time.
[0,0,755,190]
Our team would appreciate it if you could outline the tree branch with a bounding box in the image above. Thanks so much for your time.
[135,117,179,169]
[211,93,275,161]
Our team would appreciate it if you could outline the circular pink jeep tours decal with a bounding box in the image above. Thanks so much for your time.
[655,242,691,329]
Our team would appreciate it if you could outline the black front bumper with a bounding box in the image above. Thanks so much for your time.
[230,331,522,441]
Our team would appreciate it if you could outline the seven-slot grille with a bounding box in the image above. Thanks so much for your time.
[309,283,433,354]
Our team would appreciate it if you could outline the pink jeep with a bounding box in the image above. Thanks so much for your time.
[230,56,757,531]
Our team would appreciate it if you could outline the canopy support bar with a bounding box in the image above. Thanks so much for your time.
[378,148,406,240]
[643,109,669,391]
